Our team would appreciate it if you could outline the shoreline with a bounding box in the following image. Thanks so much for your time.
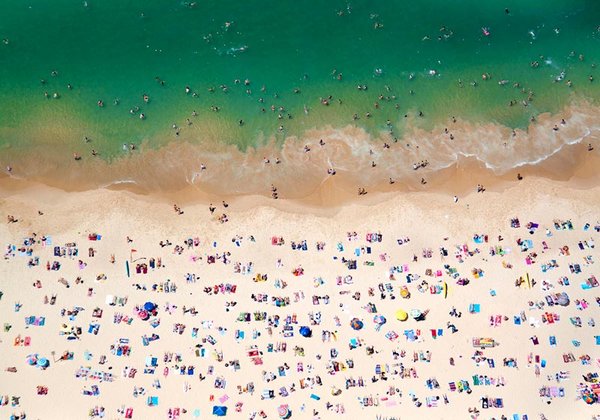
[0,99,599,207]
[1,149,598,226]
[1,140,598,219]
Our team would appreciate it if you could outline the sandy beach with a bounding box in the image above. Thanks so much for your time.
[1,168,599,420]
[3,2,600,419]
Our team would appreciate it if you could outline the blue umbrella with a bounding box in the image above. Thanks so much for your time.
[299,326,312,338]
[350,318,364,330]
[37,357,49,368]
[212,406,227,416]
[144,302,156,311]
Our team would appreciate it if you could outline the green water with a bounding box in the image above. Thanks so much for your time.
[1,0,599,157]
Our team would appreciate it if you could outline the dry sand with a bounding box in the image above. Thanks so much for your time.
[0,169,599,420]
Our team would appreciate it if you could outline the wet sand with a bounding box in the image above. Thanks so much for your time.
[0,100,599,206]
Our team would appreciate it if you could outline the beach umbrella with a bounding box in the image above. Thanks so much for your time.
[26,355,38,365]
[582,391,596,404]
[299,326,312,338]
[144,302,156,311]
[395,309,408,321]
[138,310,149,320]
[37,358,49,368]
[373,315,387,325]
[557,293,570,306]
[350,318,364,330]
[212,405,227,416]
[278,405,291,419]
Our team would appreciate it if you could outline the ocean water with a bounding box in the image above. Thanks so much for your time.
[1,0,599,191]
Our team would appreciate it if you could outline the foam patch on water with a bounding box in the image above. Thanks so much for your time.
[0,99,599,198]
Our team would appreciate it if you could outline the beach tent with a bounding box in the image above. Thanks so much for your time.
[350,318,364,330]
[212,406,228,416]
[395,310,408,321]
[299,326,312,338]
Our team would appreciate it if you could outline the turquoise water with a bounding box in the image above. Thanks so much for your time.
[1,0,600,159]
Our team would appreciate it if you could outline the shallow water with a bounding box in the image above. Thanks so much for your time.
[1,0,599,190]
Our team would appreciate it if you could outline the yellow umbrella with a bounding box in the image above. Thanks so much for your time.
[395,309,408,321]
